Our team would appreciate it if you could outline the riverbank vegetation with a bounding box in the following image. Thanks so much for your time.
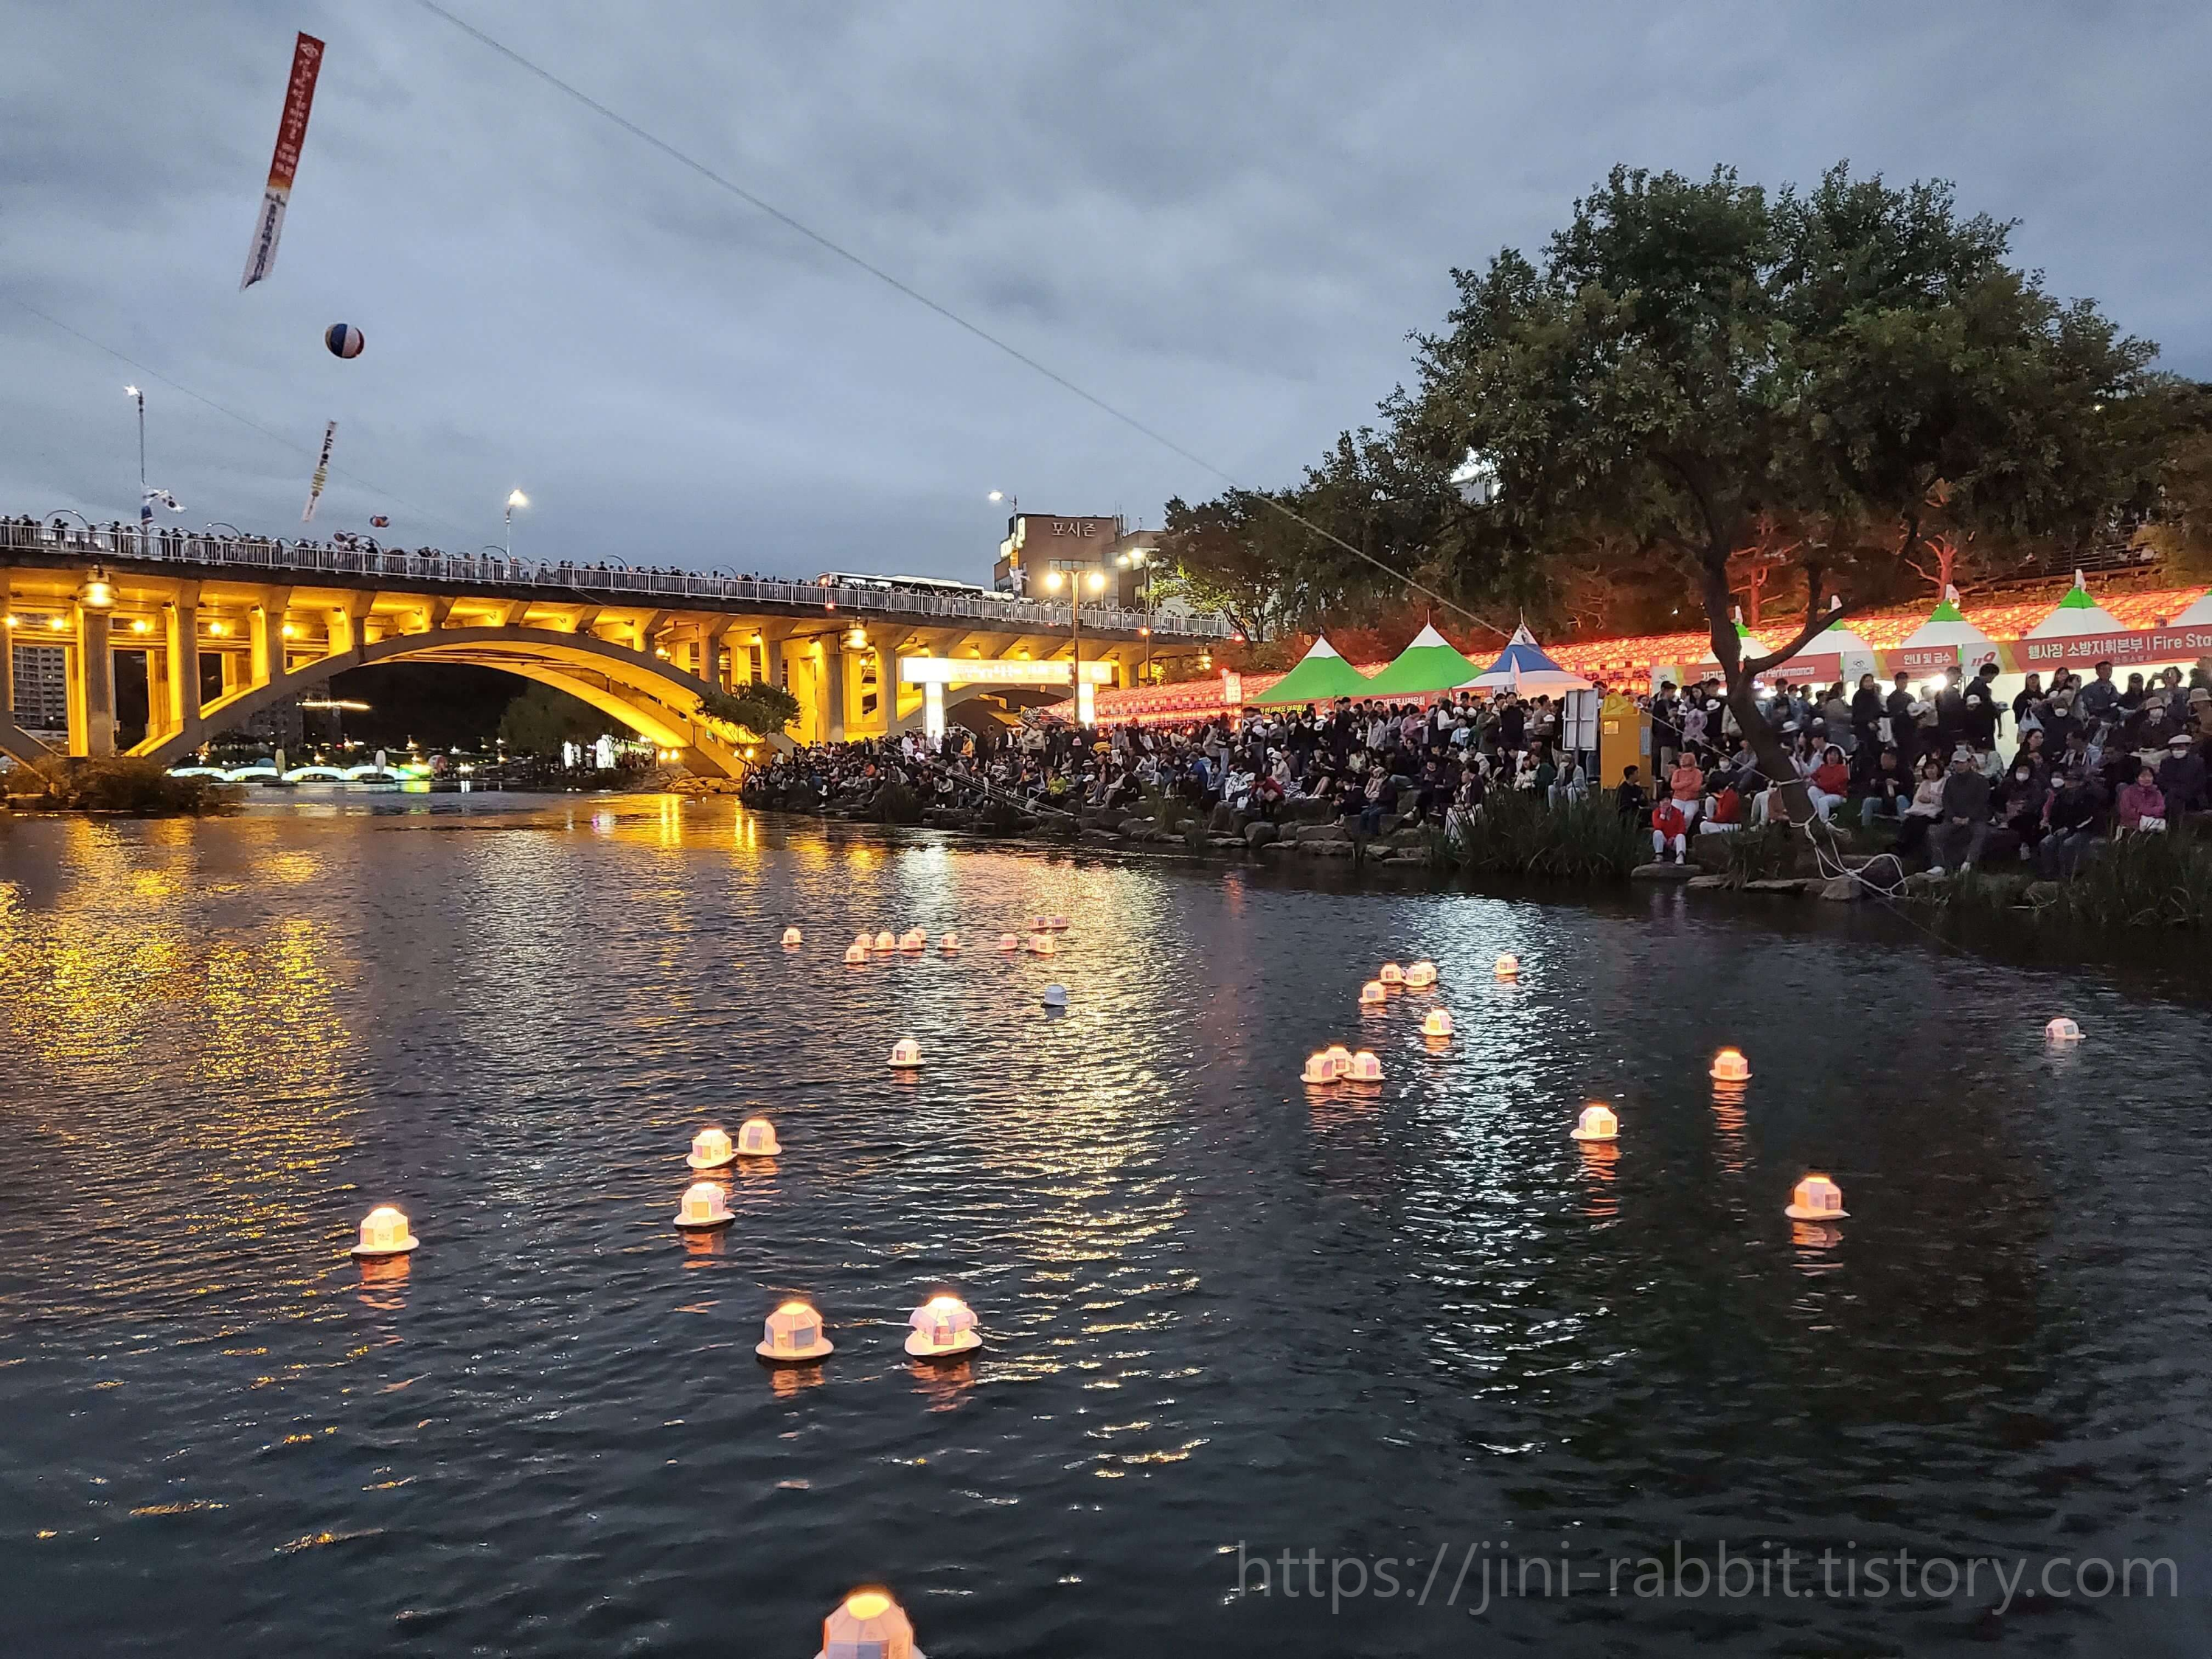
[1,757,241,815]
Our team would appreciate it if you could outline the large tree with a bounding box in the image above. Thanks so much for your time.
[1406,163,2164,818]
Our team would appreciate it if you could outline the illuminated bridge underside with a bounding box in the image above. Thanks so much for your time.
[0,550,1208,773]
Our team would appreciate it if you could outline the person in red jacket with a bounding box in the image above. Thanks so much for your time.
[1651,799,1688,863]
[1806,744,1850,823]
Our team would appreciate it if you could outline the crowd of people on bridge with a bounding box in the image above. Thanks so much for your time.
[742,651,2212,883]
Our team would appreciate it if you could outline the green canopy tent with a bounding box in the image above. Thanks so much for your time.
[1251,635,1374,704]
[1361,623,1483,698]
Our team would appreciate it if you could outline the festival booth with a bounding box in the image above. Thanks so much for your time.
[2014,571,2212,673]
[1362,623,1484,699]
[1762,612,1880,690]
[1464,623,1595,697]
[1250,636,1374,705]
[1892,585,2000,677]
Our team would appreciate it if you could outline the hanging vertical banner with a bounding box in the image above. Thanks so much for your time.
[239,32,327,291]
[302,421,338,521]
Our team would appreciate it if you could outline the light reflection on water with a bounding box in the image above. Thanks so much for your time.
[2,793,2209,1657]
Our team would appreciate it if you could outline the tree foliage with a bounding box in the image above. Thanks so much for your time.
[701,681,801,738]
[497,684,605,754]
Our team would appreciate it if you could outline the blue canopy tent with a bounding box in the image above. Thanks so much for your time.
[1466,623,1593,695]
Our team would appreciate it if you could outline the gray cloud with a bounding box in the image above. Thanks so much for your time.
[4,1,2205,577]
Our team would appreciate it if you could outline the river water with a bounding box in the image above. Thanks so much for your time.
[2,793,2208,1657]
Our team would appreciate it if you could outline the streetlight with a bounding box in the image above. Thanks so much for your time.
[987,490,1023,595]
[1042,563,1107,727]
[1119,546,1157,681]
[125,386,145,546]
[504,489,529,558]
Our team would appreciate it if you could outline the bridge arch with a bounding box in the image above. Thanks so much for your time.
[133,625,759,776]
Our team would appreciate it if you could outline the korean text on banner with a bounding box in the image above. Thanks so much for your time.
[302,421,338,522]
[240,33,327,291]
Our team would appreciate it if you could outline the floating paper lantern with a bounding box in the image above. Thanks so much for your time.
[736,1117,780,1157]
[2045,1017,2081,1045]
[1378,962,1405,987]
[1042,984,1068,1009]
[1571,1103,1618,1143]
[349,1205,418,1258]
[1301,1051,1337,1085]
[756,1298,834,1363]
[1347,1050,1384,1082]
[672,1181,734,1230]
[1404,961,1438,989]
[1785,1172,1848,1221]
[686,1126,736,1169]
[818,1587,919,1659]
[1359,979,1388,1006]
[782,926,802,947]
[998,932,1019,950]
[1323,1044,1353,1079]
[874,930,897,952]
[888,1037,923,1068]
[1421,1009,1454,1039]
[940,932,961,953]
[1048,914,1070,931]
[905,1294,981,1358]
[1494,953,1520,979]
[1029,933,1057,955]
[1030,914,1051,932]
[845,944,868,964]
[1709,1047,1751,1083]
[899,929,926,953]
[853,931,872,951]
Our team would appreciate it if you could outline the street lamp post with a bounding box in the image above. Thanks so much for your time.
[504,489,529,558]
[125,386,145,551]
[1043,562,1107,726]
[986,489,1020,594]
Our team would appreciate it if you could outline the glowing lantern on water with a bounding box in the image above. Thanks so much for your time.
[1301,1051,1336,1085]
[1786,1172,1848,1221]
[888,1037,923,1068]
[1042,984,1068,1009]
[1030,914,1051,932]
[1378,962,1405,987]
[782,927,802,947]
[1323,1044,1353,1079]
[1405,961,1438,989]
[895,929,923,953]
[686,1126,735,1169]
[1571,1103,1618,1143]
[1494,953,1520,979]
[1347,1050,1384,1083]
[349,1205,418,1258]
[672,1182,734,1230]
[874,931,896,953]
[756,1298,834,1363]
[1709,1047,1751,1083]
[1029,933,1057,955]
[819,1587,919,1659]
[998,932,1019,951]
[853,931,872,951]
[1359,980,1387,1006]
[1422,1009,1454,1040]
[844,944,868,964]
[737,1117,780,1157]
[905,1294,981,1358]
[940,932,961,953]
[1048,914,1070,931]
[2045,1017,2081,1045]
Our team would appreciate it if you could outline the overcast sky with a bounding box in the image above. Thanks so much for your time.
[6,1,2208,580]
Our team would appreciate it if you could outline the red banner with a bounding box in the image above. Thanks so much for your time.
[240,33,326,291]
[2016,624,2212,669]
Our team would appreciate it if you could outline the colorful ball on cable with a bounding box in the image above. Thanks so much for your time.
[736,1117,780,1157]
[1571,1103,1618,1142]
[2045,1017,2081,1045]
[686,1125,735,1169]
[324,323,364,359]
[905,1294,981,1358]
[672,1181,734,1231]
[757,1298,833,1363]
[818,1587,922,1659]
[1786,1172,1848,1221]
[349,1205,417,1258]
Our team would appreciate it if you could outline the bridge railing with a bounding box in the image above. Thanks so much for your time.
[0,515,1229,641]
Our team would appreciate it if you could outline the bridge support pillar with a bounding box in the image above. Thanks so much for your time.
[72,603,116,757]
[0,576,13,722]
[164,594,201,747]
[825,639,848,742]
